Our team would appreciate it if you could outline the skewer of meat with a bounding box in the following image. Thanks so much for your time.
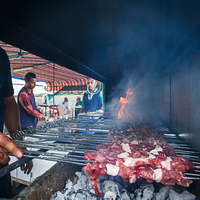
[83,125,196,196]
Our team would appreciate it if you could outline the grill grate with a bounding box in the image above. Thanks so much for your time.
[1,115,200,181]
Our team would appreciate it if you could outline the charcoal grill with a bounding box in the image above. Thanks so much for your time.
[1,114,200,184]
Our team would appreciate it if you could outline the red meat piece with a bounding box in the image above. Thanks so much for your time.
[96,143,112,150]
[173,157,196,171]
[91,179,103,197]
[136,167,154,181]
[83,162,103,197]
[98,148,110,156]
[163,146,176,156]
[132,151,142,158]
[118,164,136,183]
[84,151,98,160]
[111,143,124,152]
[117,158,124,165]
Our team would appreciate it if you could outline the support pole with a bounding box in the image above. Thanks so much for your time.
[53,63,55,117]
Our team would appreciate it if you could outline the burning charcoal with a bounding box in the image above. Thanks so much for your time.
[134,184,154,200]
[90,188,96,194]
[73,183,82,193]
[65,179,73,189]
[79,170,93,191]
[119,189,131,200]
[155,185,174,200]
[62,180,73,196]
[168,190,184,200]
[62,188,72,197]
[107,176,123,192]
[134,188,143,200]
[101,180,120,197]
[75,171,82,179]
[140,183,154,191]
[79,174,92,191]
[74,192,87,200]
[104,191,117,200]
[75,190,103,200]
[181,191,196,200]
[142,184,154,200]
[69,193,76,200]
[98,174,110,182]
[129,193,135,200]
[174,185,186,194]
[72,174,79,184]
[89,192,104,200]
[50,191,65,200]
[168,190,196,200]
[115,181,123,192]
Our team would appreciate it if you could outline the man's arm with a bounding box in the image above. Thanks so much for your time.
[80,106,84,113]
[4,96,21,137]
[19,92,46,120]
[4,96,33,174]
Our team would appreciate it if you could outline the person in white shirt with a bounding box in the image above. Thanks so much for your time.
[59,97,70,114]
[59,97,70,108]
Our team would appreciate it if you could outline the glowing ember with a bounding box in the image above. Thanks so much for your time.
[117,88,134,119]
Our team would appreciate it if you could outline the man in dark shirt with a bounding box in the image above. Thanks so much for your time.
[18,72,46,129]
[0,47,32,198]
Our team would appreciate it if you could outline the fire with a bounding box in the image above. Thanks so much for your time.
[117,88,134,119]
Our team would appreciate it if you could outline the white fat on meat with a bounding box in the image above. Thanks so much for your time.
[131,140,139,144]
[116,160,119,166]
[153,140,158,145]
[123,157,133,167]
[153,168,163,182]
[150,145,163,155]
[121,143,131,153]
[123,157,148,167]
[161,157,172,170]
[117,152,130,159]
[106,164,119,176]
[148,154,156,159]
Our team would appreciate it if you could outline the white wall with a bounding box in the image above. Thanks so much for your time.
[12,77,47,96]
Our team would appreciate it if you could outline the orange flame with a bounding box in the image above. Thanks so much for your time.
[117,88,134,119]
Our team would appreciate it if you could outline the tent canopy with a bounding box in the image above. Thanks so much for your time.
[0,41,89,93]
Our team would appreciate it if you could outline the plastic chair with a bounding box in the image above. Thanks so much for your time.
[57,106,72,119]
[57,105,66,118]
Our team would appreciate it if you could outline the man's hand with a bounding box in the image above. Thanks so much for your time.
[20,160,33,175]
[0,132,23,164]
[42,115,47,120]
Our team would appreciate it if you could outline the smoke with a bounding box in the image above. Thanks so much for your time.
[105,72,158,124]
[99,1,196,125]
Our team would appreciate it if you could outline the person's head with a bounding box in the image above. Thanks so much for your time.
[64,97,68,102]
[87,77,97,92]
[77,96,81,102]
[25,72,36,90]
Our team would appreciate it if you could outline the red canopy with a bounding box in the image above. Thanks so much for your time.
[0,41,89,93]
